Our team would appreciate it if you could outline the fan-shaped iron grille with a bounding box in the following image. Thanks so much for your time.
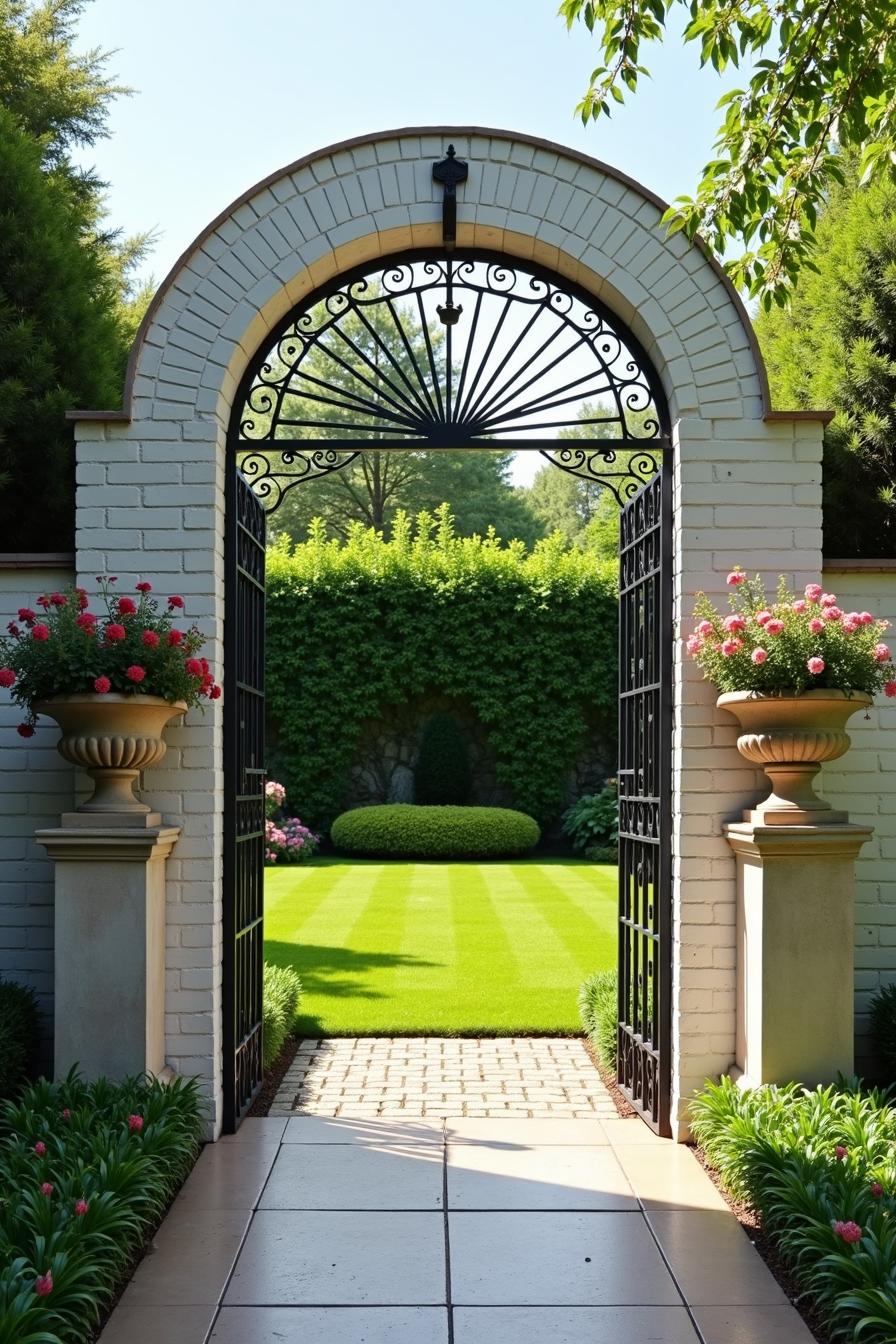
[229,250,670,510]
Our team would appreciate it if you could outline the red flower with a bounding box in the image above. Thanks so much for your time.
[135,582,152,593]
[17,607,35,623]
[31,623,49,641]
[871,1182,885,1198]
[75,612,97,632]
[168,595,184,609]
[34,1270,53,1297]
[33,1141,46,1156]
[118,597,137,616]
[185,657,203,677]
[125,665,146,683]
[886,682,896,698]
[210,684,222,700]
[17,724,35,738]
[0,668,15,688]
[128,1114,144,1133]
[167,629,184,646]
[61,1108,71,1121]
[49,592,66,606]
[105,624,126,642]
[7,623,20,636]
[833,1219,862,1244]
[835,1145,847,1160]
[75,1198,89,1216]
[141,630,160,647]
[93,676,111,694]
[75,587,89,610]
[40,1182,53,1196]
[36,595,51,609]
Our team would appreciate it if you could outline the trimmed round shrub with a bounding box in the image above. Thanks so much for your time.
[415,712,472,805]
[330,804,540,859]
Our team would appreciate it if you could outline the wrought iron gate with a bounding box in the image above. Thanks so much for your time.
[617,463,672,1135]
[223,468,266,1131]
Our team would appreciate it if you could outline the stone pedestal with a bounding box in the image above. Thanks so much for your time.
[36,812,180,1081]
[725,821,872,1089]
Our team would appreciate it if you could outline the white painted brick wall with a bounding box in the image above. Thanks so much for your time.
[70,128,822,1137]
[819,566,896,1075]
[0,563,75,1065]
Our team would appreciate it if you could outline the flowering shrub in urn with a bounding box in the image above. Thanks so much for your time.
[687,570,895,697]
[0,579,220,735]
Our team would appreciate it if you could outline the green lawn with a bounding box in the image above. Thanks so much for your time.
[264,856,617,1036]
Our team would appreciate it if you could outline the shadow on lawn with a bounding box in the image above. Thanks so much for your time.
[264,939,441,1004]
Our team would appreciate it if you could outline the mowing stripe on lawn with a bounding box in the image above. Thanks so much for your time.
[510,863,617,977]
[486,864,587,990]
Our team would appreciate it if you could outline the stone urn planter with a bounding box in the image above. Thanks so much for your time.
[717,689,871,824]
[35,694,187,814]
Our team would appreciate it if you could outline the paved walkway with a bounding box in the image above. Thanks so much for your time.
[99,1111,815,1344]
[271,1036,618,1118]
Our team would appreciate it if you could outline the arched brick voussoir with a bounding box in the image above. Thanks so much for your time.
[85,127,770,429]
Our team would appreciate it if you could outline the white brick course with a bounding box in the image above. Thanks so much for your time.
[68,128,825,1138]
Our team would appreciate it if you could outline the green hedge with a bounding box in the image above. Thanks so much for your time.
[263,963,302,1070]
[265,508,617,833]
[331,804,540,858]
[0,978,40,1100]
[578,969,618,1070]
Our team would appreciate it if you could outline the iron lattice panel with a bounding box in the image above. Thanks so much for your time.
[617,467,672,1135]
[223,470,266,1131]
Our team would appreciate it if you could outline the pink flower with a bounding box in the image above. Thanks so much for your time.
[859,611,874,625]
[0,668,15,688]
[128,1114,144,1133]
[141,630,160,647]
[871,1182,885,1199]
[125,665,146,683]
[820,592,838,607]
[808,657,825,675]
[33,1141,46,1156]
[31,623,49,641]
[885,682,896,698]
[167,629,184,646]
[723,614,747,633]
[765,619,785,636]
[791,600,807,614]
[185,657,204,678]
[168,595,185,609]
[874,644,891,663]
[93,676,111,694]
[61,1109,71,1121]
[841,615,861,633]
[727,570,746,586]
[835,1145,848,1160]
[135,582,152,593]
[833,1220,862,1244]
[721,638,743,656]
[75,1198,89,1215]
[17,723,35,738]
[755,610,773,626]
[751,648,767,665]
[809,617,825,634]
[34,1270,53,1297]
[823,606,843,621]
[117,597,137,616]
[805,584,823,603]
[105,623,126,642]
[686,635,701,654]
[40,1182,53,1196]
[696,620,714,637]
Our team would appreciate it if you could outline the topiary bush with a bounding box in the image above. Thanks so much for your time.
[415,711,472,805]
[0,978,40,1100]
[331,804,540,859]
[265,508,617,833]
[578,968,618,1070]
[263,963,303,1070]
[869,982,896,1080]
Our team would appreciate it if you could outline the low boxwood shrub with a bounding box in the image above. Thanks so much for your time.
[691,1076,896,1342]
[578,969,618,1070]
[869,982,896,1080]
[263,963,302,1070]
[0,1070,203,1342]
[0,978,40,1100]
[331,804,540,859]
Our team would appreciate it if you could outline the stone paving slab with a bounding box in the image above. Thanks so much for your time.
[270,1036,618,1117]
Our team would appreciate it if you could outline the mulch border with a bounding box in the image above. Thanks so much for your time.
[247,1034,301,1117]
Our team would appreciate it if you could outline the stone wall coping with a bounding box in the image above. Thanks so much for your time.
[34,825,182,863]
[724,820,874,860]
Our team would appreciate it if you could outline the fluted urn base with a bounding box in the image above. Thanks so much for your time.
[717,690,872,825]
[35,694,187,814]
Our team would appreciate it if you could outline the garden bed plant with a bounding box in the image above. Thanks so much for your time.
[0,1070,203,1343]
[691,1076,896,1342]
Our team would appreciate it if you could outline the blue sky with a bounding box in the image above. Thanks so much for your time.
[73,0,740,482]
